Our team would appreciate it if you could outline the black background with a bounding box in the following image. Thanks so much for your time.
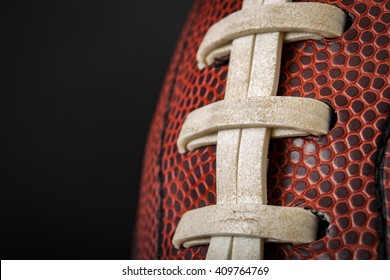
[2,0,193,259]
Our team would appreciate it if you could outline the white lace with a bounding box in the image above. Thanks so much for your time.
[173,0,346,260]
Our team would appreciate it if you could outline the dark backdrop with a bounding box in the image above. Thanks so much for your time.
[1,0,193,259]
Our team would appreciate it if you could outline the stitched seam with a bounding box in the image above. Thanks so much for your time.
[374,114,390,260]
[235,36,255,204]
[235,130,243,204]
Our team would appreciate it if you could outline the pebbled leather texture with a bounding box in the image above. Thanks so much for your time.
[134,0,390,260]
